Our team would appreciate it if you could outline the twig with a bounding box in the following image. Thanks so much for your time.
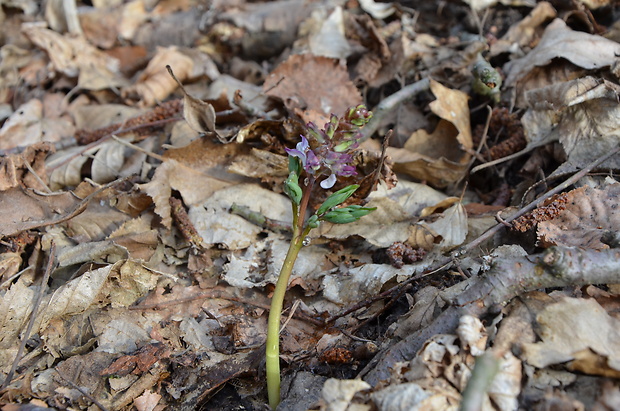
[1,242,56,390]
[359,78,431,143]
[230,203,292,233]
[54,369,110,411]
[455,145,620,256]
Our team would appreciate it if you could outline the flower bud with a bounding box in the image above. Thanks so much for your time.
[284,171,302,205]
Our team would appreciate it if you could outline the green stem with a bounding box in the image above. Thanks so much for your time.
[266,231,303,409]
[266,184,313,409]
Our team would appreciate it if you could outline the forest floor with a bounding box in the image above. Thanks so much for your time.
[1,0,620,410]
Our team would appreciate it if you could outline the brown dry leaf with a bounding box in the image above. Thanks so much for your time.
[307,6,352,59]
[122,47,219,107]
[166,66,218,138]
[521,297,620,377]
[263,54,362,125]
[537,183,620,249]
[422,201,468,251]
[0,95,74,151]
[0,142,53,191]
[489,2,557,57]
[22,24,128,90]
[134,390,162,411]
[504,19,620,90]
[387,79,472,188]
[522,77,620,171]
[316,181,447,247]
[0,187,79,237]
[192,184,291,251]
[139,138,251,228]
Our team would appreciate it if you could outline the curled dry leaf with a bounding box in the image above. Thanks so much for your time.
[521,297,620,378]
[504,19,620,90]
[122,47,219,107]
[140,138,250,229]
[387,79,472,188]
[522,77,620,170]
[22,24,127,90]
[489,2,557,57]
[307,7,352,59]
[537,183,620,249]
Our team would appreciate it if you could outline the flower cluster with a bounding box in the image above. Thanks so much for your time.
[286,105,372,189]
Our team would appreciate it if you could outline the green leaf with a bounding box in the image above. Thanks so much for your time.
[322,205,376,224]
[316,185,359,216]
[284,171,302,205]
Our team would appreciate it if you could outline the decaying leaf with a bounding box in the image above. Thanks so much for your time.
[504,19,620,90]
[122,47,219,107]
[387,79,472,188]
[263,54,362,125]
[537,183,620,249]
[522,76,620,170]
[139,137,251,228]
[22,24,128,90]
[522,297,620,378]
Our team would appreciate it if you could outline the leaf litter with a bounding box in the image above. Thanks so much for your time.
[1,1,620,410]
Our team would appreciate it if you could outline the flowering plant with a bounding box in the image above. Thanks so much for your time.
[266,105,376,409]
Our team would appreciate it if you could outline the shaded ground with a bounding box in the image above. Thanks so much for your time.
[1,0,620,410]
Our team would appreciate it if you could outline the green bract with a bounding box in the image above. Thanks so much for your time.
[316,184,359,216]
[306,214,320,228]
[283,171,302,205]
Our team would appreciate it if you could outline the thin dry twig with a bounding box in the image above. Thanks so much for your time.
[1,242,56,390]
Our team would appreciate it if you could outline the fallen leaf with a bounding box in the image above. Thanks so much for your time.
[522,297,620,377]
[388,79,472,188]
[537,183,620,249]
[504,19,620,89]
[263,54,362,125]
[521,77,620,170]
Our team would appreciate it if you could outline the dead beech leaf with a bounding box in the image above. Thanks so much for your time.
[0,96,74,151]
[0,187,79,237]
[22,24,127,90]
[263,54,362,125]
[421,202,468,251]
[522,297,620,376]
[388,80,472,188]
[537,184,620,249]
[504,19,620,89]
[522,77,620,170]
[308,7,352,59]
[122,47,219,107]
[0,142,53,191]
[139,138,251,228]
[489,2,557,57]
[166,65,218,138]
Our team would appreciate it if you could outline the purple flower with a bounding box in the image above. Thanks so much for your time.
[286,105,372,189]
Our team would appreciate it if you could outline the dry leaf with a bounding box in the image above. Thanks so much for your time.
[0,96,74,150]
[22,24,128,90]
[522,77,620,170]
[388,79,472,188]
[504,19,620,89]
[522,297,620,377]
[308,7,352,59]
[263,54,362,125]
[537,183,620,249]
[139,138,250,228]
[122,47,219,107]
